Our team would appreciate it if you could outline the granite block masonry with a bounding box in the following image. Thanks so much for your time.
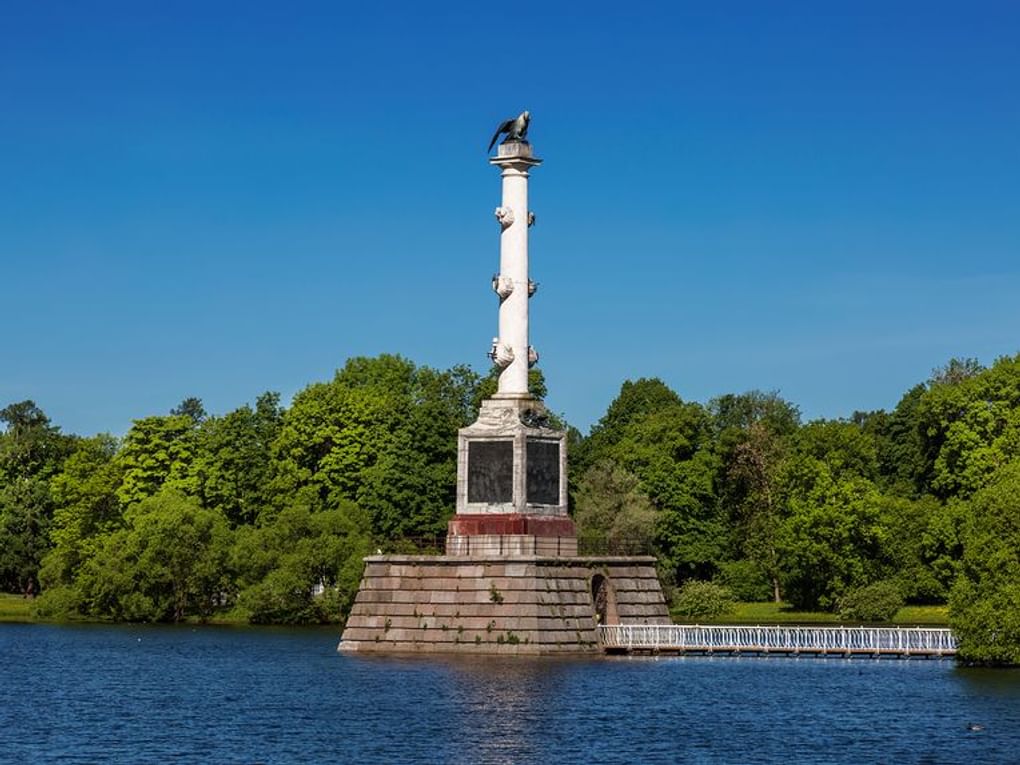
[339,556,667,655]
[339,119,670,655]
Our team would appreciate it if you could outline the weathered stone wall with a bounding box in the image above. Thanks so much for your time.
[338,555,670,655]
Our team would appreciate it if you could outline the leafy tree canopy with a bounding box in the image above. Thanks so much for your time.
[918,354,1020,498]
[949,461,1020,665]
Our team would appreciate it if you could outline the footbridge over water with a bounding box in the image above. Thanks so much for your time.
[600,624,958,658]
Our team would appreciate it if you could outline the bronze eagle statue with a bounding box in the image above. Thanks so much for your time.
[488,111,530,152]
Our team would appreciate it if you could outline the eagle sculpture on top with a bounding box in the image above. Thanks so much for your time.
[488,110,530,152]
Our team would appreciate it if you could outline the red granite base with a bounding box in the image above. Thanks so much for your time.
[447,513,576,538]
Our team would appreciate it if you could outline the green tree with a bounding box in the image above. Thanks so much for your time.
[268,355,478,538]
[862,384,929,496]
[715,559,772,602]
[930,357,984,386]
[0,479,55,594]
[672,580,735,619]
[837,580,904,622]
[75,491,233,622]
[793,419,879,483]
[573,459,656,554]
[0,401,74,593]
[949,461,1020,665]
[115,414,199,505]
[776,455,887,610]
[233,497,373,623]
[710,391,801,602]
[917,354,1020,499]
[359,364,478,538]
[876,494,950,602]
[917,499,969,599]
[726,421,785,601]
[575,378,684,472]
[38,435,123,590]
[188,392,282,526]
[170,396,208,424]
[0,401,74,481]
[711,390,801,441]
[579,379,725,580]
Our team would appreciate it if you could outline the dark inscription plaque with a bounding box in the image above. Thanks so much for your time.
[467,440,513,503]
[526,439,560,505]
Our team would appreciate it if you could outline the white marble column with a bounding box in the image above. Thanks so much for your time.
[489,141,541,398]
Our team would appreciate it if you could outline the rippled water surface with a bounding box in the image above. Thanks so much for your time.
[2,624,1019,764]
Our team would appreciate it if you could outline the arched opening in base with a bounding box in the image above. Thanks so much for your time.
[591,574,618,626]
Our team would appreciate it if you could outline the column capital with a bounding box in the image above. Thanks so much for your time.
[489,140,542,170]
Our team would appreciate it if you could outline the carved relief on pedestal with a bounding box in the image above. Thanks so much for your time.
[491,274,515,300]
[494,206,515,228]
[473,398,528,429]
[488,338,515,368]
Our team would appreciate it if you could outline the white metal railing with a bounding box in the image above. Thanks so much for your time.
[599,624,957,656]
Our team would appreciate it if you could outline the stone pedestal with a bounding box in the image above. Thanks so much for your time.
[447,396,574,556]
[338,555,670,655]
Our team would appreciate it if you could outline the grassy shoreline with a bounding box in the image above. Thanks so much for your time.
[0,593,35,623]
[673,601,949,626]
[6,592,949,628]
[0,593,342,627]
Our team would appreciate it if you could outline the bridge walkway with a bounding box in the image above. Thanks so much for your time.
[600,624,957,658]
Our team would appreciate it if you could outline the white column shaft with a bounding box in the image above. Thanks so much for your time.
[497,166,530,395]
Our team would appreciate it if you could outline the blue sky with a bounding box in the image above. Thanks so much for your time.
[2,1,1018,435]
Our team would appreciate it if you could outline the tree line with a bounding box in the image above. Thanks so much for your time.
[1,353,1018,663]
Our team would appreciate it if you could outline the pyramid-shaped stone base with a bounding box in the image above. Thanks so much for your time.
[338,555,670,655]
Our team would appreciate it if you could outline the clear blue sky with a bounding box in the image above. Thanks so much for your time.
[3,1,1019,436]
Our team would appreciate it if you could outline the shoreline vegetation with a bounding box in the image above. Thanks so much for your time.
[2,592,948,629]
[0,593,316,627]
[680,602,949,626]
[2,353,1019,664]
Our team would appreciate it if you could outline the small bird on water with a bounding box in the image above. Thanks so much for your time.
[966,723,985,732]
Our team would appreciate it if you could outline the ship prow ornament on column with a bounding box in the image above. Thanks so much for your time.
[339,114,668,655]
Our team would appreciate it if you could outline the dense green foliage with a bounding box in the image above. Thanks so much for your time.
[948,462,1020,665]
[837,581,905,622]
[3,351,1020,662]
[7,356,482,624]
[573,460,656,555]
[671,580,735,619]
[568,355,1020,663]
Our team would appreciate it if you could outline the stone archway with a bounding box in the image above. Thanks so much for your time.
[591,573,619,626]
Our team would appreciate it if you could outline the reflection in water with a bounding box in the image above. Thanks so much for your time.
[449,657,598,762]
[354,654,603,763]
[954,665,1020,698]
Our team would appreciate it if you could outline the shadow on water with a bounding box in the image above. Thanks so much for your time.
[953,664,1020,697]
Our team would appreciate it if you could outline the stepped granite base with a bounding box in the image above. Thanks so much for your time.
[338,555,670,655]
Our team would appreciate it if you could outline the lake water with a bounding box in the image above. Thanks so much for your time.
[2,624,1019,764]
